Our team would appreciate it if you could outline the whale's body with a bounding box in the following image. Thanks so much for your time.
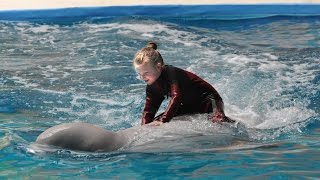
[33,116,247,153]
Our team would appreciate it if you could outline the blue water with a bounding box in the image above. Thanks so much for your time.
[0,5,319,178]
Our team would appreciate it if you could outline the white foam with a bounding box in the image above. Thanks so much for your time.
[33,88,68,95]
[258,105,315,129]
[86,22,202,47]
[125,116,248,152]
[64,64,113,72]
[202,47,318,131]
[10,76,39,88]
[0,133,11,150]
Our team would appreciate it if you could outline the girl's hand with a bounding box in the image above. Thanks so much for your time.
[149,120,163,126]
[209,112,235,123]
[210,111,224,123]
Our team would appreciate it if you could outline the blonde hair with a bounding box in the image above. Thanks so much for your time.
[133,42,164,66]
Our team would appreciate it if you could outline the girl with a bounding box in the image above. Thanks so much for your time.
[133,42,232,126]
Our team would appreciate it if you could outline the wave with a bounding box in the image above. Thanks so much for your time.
[1,5,320,22]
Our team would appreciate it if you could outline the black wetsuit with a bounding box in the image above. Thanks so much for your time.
[141,65,231,125]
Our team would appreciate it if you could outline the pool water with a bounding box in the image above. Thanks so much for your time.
[0,5,319,178]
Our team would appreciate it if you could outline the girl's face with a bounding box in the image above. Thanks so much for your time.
[134,61,162,85]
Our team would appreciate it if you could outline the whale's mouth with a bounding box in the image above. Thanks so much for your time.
[27,143,61,154]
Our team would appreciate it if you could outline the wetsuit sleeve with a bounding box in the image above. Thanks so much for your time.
[159,83,181,123]
[141,88,164,125]
[158,66,182,123]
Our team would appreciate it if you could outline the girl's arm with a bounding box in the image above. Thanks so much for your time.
[141,90,164,125]
[159,83,181,123]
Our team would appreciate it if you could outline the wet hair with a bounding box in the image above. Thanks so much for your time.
[133,42,164,66]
